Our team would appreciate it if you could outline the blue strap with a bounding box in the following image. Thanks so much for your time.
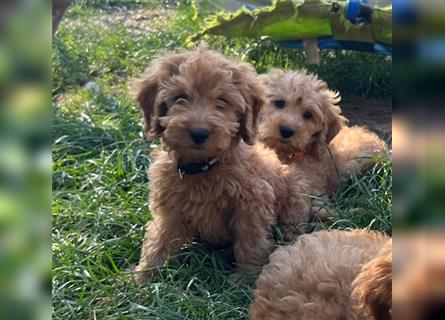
[278,38,392,56]
[346,0,373,24]
[346,0,362,22]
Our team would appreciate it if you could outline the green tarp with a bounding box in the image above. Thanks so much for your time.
[191,0,392,45]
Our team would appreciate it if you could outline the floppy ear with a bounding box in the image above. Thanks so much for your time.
[130,52,188,138]
[308,80,346,159]
[318,81,347,144]
[232,62,266,145]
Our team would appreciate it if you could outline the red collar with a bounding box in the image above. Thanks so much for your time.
[278,150,306,161]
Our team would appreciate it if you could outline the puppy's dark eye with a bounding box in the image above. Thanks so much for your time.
[159,103,168,117]
[274,100,285,109]
[217,98,230,108]
[303,111,313,119]
[174,95,187,104]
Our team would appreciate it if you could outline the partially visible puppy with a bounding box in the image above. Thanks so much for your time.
[353,238,392,320]
[249,229,391,320]
[259,70,387,203]
[131,46,310,284]
[392,234,445,320]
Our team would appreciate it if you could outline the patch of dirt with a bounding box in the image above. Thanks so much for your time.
[341,97,392,143]
[66,7,175,36]
[101,7,174,36]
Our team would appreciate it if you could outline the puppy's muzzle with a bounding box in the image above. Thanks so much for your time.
[188,127,210,145]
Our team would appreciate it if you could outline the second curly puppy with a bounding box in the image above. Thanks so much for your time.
[259,70,387,202]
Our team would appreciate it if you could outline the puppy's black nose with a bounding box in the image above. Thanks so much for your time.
[279,126,295,139]
[189,128,209,145]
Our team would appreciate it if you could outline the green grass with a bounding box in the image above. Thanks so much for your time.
[52,2,392,319]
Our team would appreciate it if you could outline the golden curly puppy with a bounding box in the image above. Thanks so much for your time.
[249,229,391,320]
[259,70,387,199]
[131,46,310,284]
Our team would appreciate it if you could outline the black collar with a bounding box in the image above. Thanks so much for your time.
[177,157,219,178]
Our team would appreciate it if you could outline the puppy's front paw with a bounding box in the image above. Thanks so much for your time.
[135,273,152,286]
[311,198,336,221]
[133,265,153,286]
[280,224,306,242]
[229,272,246,284]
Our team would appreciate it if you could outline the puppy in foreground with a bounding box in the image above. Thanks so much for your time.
[131,46,309,284]
[259,70,387,207]
[249,229,392,320]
